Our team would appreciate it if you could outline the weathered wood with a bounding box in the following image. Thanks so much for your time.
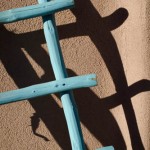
[38,0,86,149]
[96,146,114,150]
[0,74,97,105]
[0,0,115,149]
[0,0,74,23]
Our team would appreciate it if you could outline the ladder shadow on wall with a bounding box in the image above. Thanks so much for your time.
[0,0,150,149]
[58,0,150,149]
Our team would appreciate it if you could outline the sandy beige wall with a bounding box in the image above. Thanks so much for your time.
[0,0,150,150]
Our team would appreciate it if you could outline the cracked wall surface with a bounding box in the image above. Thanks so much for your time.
[0,0,150,150]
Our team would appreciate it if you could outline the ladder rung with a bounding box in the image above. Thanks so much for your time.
[0,74,97,105]
[96,146,114,150]
[0,0,74,24]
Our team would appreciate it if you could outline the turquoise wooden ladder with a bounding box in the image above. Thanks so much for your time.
[0,0,114,150]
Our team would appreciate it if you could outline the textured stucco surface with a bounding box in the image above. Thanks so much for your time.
[0,0,150,150]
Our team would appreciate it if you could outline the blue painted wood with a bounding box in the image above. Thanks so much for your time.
[0,0,114,149]
[0,0,74,23]
[0,74,97,105]
[38,0,86,149]
[96,146,114,150]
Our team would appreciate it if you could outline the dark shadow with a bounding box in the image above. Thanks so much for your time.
[0,1,149,149]
[102,79,150,109]
[30,113,49,141]
[67,70,150,150]
[0,25,72,150]
[57,0,146,149]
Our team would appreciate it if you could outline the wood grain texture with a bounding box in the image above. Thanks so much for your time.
[38,0,86,149]
[0,0,74,23]
[0,74,97,105]
[96,146,114,150]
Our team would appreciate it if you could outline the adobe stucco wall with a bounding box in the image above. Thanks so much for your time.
[0,0,150,150]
